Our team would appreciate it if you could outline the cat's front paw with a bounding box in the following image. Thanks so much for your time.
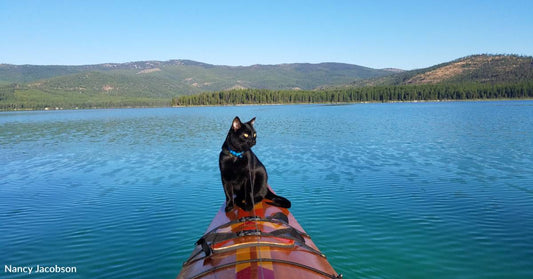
[243,202,254,211]
[225,201,234,212]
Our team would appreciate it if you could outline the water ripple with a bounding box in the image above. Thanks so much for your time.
[1,103,532,278]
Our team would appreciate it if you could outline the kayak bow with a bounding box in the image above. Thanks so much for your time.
[178,197,342,278]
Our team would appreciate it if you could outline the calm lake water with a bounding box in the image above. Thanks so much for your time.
[1,101,532,278]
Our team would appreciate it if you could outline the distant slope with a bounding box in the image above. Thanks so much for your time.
[352,54,533,86]
[1,60,394,95]
[2,54,532,110]
[0,59,395,109]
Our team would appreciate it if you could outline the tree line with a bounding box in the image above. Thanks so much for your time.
[172,82,533,106]
[2,81,532,110]
[0,83,170,110]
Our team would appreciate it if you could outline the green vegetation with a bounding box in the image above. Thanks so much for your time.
[172,82,533,106]
[0,61,393,92]
[1,55,533,110]
[0,60,395,110]
[0,83,169,110]
[173,54,533,106]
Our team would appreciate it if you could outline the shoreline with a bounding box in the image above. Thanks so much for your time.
[1,98,532,112]
[171,97,533,108]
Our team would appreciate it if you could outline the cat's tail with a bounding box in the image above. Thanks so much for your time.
[265,189,291,208]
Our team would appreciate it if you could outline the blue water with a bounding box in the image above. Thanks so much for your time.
[1,101,532,278]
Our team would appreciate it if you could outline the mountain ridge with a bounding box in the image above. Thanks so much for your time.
[1,54,532,110]
[0,60,393,85]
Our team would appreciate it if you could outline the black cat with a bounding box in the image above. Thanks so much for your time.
[219,116,291,212]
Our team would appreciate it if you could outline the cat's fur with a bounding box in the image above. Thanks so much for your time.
[219,117,291,212]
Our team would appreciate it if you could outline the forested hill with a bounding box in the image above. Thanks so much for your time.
[0,60,397,110]
[173,54,533,106]
[0,60,394,91]
[2,54,533,110]
[352,54,533,87]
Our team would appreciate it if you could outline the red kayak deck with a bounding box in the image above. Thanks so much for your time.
[178,199,341,279]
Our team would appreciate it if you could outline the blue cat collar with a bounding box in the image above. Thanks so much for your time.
[227,148,244,158]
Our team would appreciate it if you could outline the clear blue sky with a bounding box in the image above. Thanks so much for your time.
[1,0,532,70]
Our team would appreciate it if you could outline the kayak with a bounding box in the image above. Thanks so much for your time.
[177,196,342,279]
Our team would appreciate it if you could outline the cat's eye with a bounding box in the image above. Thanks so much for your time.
[243,133,249,138]
[253,133,257,138]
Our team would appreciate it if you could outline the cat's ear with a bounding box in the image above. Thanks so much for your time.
[249,117,256,126]
[232,117,242,131]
